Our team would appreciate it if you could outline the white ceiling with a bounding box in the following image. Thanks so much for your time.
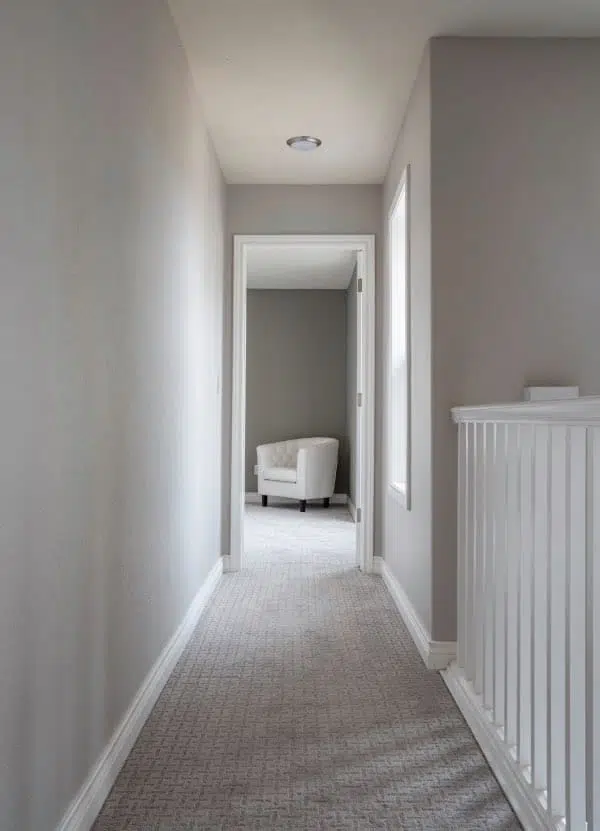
[169,0,600,184]
[246,245,356,289]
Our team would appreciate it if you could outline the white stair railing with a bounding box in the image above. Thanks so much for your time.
[446,397,600,831]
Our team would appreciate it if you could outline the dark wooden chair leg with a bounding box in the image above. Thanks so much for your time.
[323,497,330,508]
[300,500,307,512]
[261,494,268,507]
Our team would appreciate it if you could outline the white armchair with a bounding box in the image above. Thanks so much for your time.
[256,437,339,512]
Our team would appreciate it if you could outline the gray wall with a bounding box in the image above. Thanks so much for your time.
[429,37,600,640]
[383,38,600,644]
[345,268,358,505]
[224,185,382,550]
[0,2,225,828]
[245,290,348,493]
[381,47,433,635]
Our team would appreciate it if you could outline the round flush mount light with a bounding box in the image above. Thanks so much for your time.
[286,135,322,151]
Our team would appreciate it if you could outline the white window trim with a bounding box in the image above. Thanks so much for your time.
[389,481,408,501]
[387,166,411,511]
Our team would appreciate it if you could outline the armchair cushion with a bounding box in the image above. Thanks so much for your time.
[262,466,297,483]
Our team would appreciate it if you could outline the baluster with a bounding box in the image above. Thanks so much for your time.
[459,422,476,680]
[549,425,567,819]
[473,421,485,696]
[483,422,497,713]
[494,423,507,730]
[532,425,549,796]
[519,423,534,770]
[566,426,586,830]
[464,421,476,681]
[457,421,467,671]
[589,427,600,829]
[505,423,520,750]
[470,424,487,695]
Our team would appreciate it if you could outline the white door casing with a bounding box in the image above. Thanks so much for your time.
[229,234,375,573]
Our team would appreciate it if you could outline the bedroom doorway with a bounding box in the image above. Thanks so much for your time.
[228,235,375,572]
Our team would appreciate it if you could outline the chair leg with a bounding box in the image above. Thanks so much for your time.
[323,497,330,508]
[261,495,268,507]
[300,500,307,512]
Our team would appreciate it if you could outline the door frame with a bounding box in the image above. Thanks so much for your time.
[228,234,376,573]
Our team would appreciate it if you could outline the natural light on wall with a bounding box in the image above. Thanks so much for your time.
[388,168,410,508]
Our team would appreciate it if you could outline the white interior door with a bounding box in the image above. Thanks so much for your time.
[355,249,366,569]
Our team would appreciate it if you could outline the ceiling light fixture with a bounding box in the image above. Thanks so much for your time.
[286,135,322,151]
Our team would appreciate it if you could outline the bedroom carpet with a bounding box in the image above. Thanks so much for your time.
[93,503,520,830]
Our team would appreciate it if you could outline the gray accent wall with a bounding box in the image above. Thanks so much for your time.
[0,2,225,828]
[345,268,358,506]
[246,290,348,493]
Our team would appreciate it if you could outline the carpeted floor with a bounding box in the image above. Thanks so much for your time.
[94,504,520,830]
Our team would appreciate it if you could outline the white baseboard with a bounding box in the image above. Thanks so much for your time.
[331,493,348,505]
[245,492,348,505]
[441,664,557,831]
[428,640,458,670]
[374,556,456,670]
[347,498,357,522]
[57,557,223,831]
[245,492,261,504]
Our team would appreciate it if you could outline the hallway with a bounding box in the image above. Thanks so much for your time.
[93,507,519,830]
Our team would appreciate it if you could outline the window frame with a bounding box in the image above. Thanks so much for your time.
[387,166,411,510]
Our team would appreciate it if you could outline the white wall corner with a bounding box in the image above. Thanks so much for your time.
[347,498,357,522]
[377,557,456,670]
[56,557,224,831]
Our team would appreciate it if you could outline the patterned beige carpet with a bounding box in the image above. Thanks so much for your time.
[94,504,520,830]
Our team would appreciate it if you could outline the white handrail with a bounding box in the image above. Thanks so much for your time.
[452,395,600,424]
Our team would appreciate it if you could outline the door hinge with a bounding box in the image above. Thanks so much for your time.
[357,507,362,523]
[357,392,363,408]
[357,278,363,293]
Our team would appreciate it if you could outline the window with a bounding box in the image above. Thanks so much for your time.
[388,169,410,507]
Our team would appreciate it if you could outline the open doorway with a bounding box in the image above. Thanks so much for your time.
[228,235,375,573]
